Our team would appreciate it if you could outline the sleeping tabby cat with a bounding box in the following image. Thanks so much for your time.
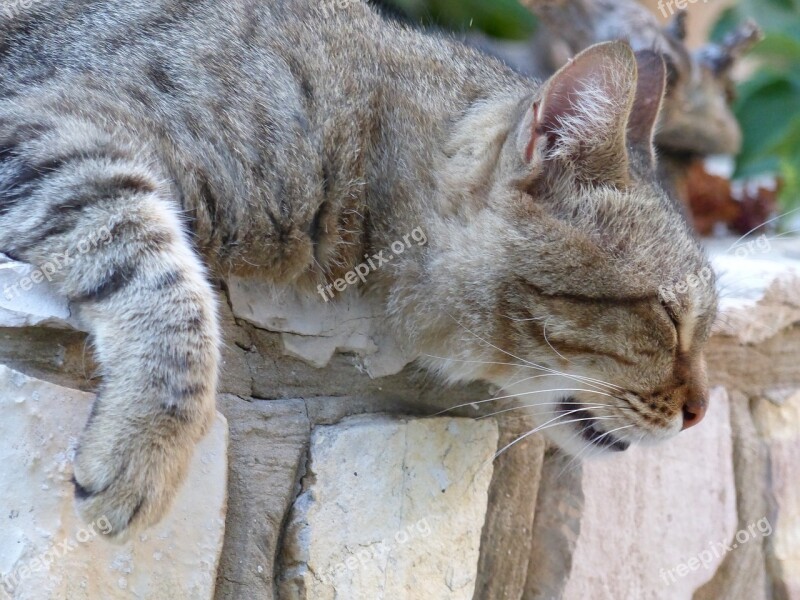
[0,0,717,536]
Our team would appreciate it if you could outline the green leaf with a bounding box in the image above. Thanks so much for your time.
[428,0,537,39]
[380,0,537,39]
[709,7,743,43]
[733,75,800,177]
[751,32,800,64]
[737,0,800,34]
[766,112,800,154]
[778,155,800,210]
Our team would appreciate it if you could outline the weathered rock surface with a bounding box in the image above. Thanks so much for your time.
[711,239,800,345]
[704,238,800,599]
[0,258,77,331]
[752,390,800,600]
[279,416,498,600]
[694,390,770,600]
[524,450,584,600]
[228,278,413,377]
[213,395,310,600]
[0,366,228,600]
[524,387,736,600]
[474,415,546,600]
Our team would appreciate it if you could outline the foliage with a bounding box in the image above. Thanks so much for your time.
[713,0,800,210]
[376,0,537,40]
[378,0,800,210]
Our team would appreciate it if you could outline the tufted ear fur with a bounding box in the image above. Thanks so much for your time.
[518,41,638,188]
[628,50,667,170]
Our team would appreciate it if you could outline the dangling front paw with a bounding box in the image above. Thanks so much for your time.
[71,411,207,540]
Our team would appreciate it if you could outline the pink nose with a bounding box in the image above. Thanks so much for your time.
[681,397,708,430]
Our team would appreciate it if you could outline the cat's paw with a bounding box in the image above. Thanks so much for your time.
[71,412,207,540]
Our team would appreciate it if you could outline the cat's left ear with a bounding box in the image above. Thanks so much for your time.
[627,50,667,170]
[517,41,637,188]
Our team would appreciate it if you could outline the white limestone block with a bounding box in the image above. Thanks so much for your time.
[710,237,800,344]
[0,366,228,600]
[280,416,499,600]
[561,387,737,600]
[0,258,78,330]
[228,277,413,377]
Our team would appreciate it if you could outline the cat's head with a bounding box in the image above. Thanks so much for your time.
[414,42,718,456]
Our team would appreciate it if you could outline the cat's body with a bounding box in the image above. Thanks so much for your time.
[0,0,717,536]
[0,0,524,278]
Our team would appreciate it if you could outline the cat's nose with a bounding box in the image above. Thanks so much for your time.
[681,396,708,430]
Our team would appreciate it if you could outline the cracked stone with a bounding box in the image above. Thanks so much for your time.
[278,416,498,600]
[227,277,413,377]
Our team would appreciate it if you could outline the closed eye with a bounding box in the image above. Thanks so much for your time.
[660,300,680,328]
[660,300,681,350]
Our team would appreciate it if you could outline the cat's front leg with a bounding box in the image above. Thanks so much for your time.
[0,120,220,537]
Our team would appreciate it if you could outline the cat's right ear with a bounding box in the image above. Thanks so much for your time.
[516,41,638,188]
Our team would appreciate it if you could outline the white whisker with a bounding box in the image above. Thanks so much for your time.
[766,228,800,241]
[422,350,621,393]
[492,408,619,460]
[499,373,558,390]
[542,317,571,363]
[434,387,619,416]
[726,206,800,252]
[503,313,546,323]
[494,416,619,460]
[477,402,612,420]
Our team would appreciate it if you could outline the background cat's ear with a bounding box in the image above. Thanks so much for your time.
[627,50,667,170]
[518,41,637,187]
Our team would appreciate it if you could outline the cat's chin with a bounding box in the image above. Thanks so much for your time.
[569,407,631,453]
[491,378,641,457]
[544,423,632,458]
[531,397,636,457]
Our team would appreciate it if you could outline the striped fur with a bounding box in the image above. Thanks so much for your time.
[0,0,717,536]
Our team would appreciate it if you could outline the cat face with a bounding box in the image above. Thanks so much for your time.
[492,178,718,455]
[453,43,718,456]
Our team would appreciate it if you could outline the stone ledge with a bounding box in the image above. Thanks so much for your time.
[710,238,800,345]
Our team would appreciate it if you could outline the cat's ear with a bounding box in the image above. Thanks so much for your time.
[627,50,666,170]
[518,41,637,187]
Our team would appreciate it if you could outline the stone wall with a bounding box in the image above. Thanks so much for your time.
[0,238,798,600]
